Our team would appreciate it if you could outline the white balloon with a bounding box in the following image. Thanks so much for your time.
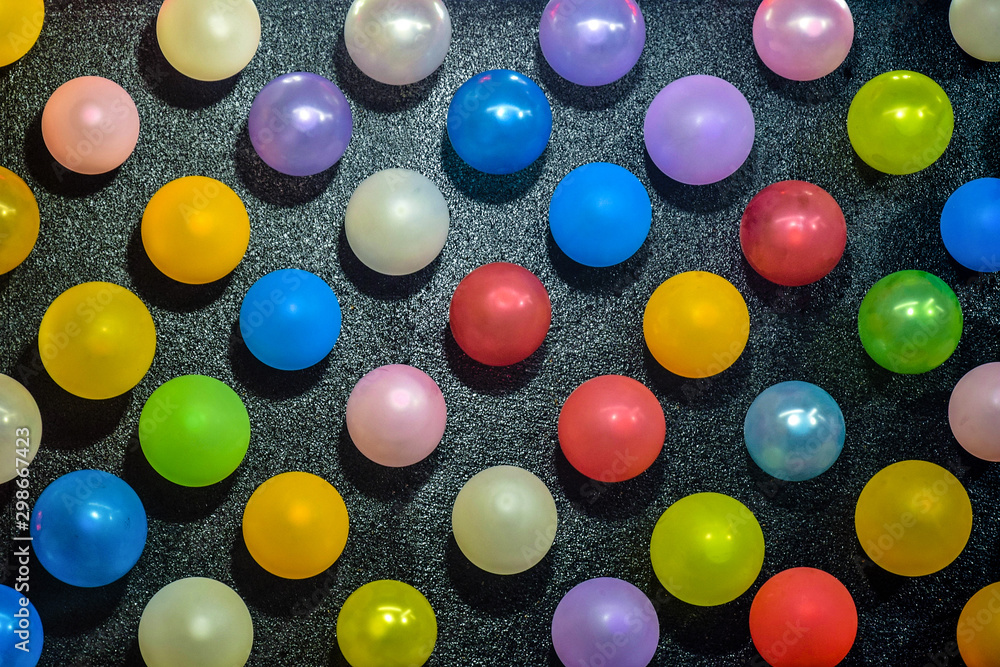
[345,169,450,276]
[0,374,41,483]
[950,0,1000,62]
[157,0,261,81]
[344,0,452,85]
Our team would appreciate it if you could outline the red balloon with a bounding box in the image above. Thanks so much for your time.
[449,262,551,366]
[749,567,858,667]
[558,375,665,482]
[740,181,847,286]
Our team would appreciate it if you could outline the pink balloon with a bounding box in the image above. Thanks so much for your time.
[753,0,854,81]
[346,365,447,467]
[949,362,1000,461]
[42,76,141,175]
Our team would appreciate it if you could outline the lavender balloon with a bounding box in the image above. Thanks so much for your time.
[643,75,755,185]
[248,72,353,177]
[539,0,646,87]
[949,362,1000,461]
[753,0,854,81]
[552,578,659,667]
[346,365,447,467]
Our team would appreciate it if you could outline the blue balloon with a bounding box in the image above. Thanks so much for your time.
[549,162,652,267]
[744,381,845,482]
[446,69,552,175]
[940,177,1000,272]
[239,269,342,371]
[31,470,147,588]
[0,585,43,667]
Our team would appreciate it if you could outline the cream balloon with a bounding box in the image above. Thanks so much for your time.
[139,577,253,667]
[344,0,452,85]
[156,0,261,81]
[950,0,1000,61]
[345,169,450,275]
[452,465,558,575]
[0,374,41,483]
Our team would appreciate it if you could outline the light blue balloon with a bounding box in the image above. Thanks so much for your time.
[744,381,845,481]
[0,585,43,667]
[31,470,147,588]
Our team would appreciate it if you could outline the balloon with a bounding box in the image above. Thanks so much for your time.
[855,460,972,577]
[0,584,42,667]
[949,362,1000,461]
[740,180,847,286]
[139,578,253,667]
[156,0,261,81]
[337,580,437,667]
[753,0,854,81]
[344,0,451,85]
[0,0,44,67]
[248,73,353,177]
[538,0,646,86]
[0,166,40,274]
[847,71,953,175]
[857,270,962,374]
[957,582,1000,667]
[345,169,450,275]
[0,374,41,483]
[950,0,1000,62]
[644,75,755,185]
[940,177,1000,272]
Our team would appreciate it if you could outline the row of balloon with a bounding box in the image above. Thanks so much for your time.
[3,1,1000,667]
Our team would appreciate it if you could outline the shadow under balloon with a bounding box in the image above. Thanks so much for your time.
[135,15,239,110]
[440,130,546,205]
[643,147,753,215]
[230,531,340,617]
[650,575,752,657]
[14,552,128,636]
[331,33,439,114]
[546,228,648,295]
[533,41,643,111]
[12,340,131,450]
[738,250,854,317]
[336,225,438,301]
[234,127,338,207]
[753,44,856,106]
[555,445,665,521]
[126,223,232,313]
[227,321,329,400]
[23,110,118,197]
[641,344,752,411]
[442,327,544,396]
[445,533,555,616]
[121,431,237,522]
[335,422,438,502]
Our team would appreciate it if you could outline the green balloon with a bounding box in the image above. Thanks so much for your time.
[858,270,963,374]
[139,375,250,486]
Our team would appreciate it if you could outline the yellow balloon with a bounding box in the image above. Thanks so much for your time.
[141,176,250,284]
[643,271,750,378]
[337,580,437,667]
[0,0,44,67]
[855,460,971,577]
[242,472,349,579]
[847,71,954,175]
[650,492,765,606]
[958,582,1000,667]
[0,167,40,274]
[38,282,156,400]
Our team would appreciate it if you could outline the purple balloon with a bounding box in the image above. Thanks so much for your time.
[753,0,854,81]
[949,362,1000,462]
[539,0,646,87]
[643,75,755,186]
[552,577,659,667]
[248,72,353,177]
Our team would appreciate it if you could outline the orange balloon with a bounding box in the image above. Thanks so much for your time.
[643,271,750,378]
[242,472,349,579]
[958,582,1000,667]
[141,176,250,284]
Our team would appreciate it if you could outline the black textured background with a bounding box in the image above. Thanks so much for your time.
[2,0,999,665]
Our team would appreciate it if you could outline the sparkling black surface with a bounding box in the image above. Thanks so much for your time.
[1,1,1000,665]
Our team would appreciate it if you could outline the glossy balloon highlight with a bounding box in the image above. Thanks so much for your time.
[753,0,854,81]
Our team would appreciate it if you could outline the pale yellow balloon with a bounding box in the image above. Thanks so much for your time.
[139,577,253,667]
[0,374,41,484]
[950,0,1000,62]
[156,0,261,81]
[452,465,558,575]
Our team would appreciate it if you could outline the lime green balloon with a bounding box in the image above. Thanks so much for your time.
[847,71,954,175]
[337,580,437,667]
[650,492,765,606]
[139,375,250,486]
[858,270,963,374]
